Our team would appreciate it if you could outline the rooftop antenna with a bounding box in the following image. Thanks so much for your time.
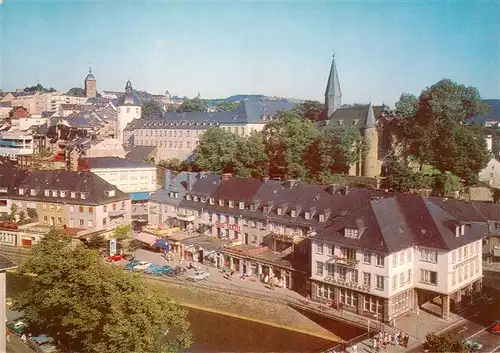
[332,48,336,58]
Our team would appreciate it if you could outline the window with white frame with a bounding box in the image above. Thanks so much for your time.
[420,269,437,285]
[350,269,358,283]
[326,244,333,256]
[464,264,469,280]
[363,272,371,287]
[304,211,310,220]
[420,249,438,263]
[315,243,323,254]
[219,199,224,207]
[327,263,334,277]
[392,275,397,290]
[319,213,325,222]
[364,296,382,314]
[376,255,384,267]
[316,261,324,276]
[475,258,480,273]
[458,247,463,261]
[399,251,405,265]
[464,245,468,258]
[399,272,405,287]
[290,209,297,218]
[44,190,50,196]
[228,201,234,208]
[277,207,283,216]
[341,247,356,261]
[452,250,456,264]
[344,228,359,239]
[474,241,479,254]
[363,251,371,264]
[239,202,244,210]
[452,271,456,286]
[406,249,412,262]
[392,255,397,267]
[469,262,473,278]
[407,269,412,283]
[52,190,57,197]
[376,275,384,290]
[458,267,463,282]
[209,198,214,205]
[30,189,36,196]
[340,289,356,307]
[338,266,347,281]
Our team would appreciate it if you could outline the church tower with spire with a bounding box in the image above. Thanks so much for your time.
[84,66,97,98]
[325,54,342,118]
[362,102,380,178]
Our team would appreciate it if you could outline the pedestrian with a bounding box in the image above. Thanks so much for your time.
[21,333,27,343]
[403,333,409,348]
[6,328,10,343]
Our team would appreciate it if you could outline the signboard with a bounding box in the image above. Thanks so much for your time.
[452,254,479,271]
[109,238,117,256]
[215,221,241,232]
[323,276,371,292]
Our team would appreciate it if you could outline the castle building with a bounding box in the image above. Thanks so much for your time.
[84,67,97,98]
[116,80,141,145]
[322,55,388,178]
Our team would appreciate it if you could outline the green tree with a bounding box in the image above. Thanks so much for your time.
[142,100,164,118]
[307,124,367,179]
[341,103,367,108]
[294,100,325,122]
[384,153,423,192]
[235,130,269,178]
[113,225,132,242]
[14,229,192,353]
[177,97,207,113]
[264,110,320,179]
[159,158,183,172]
[215,101,240,112]
[85,234,108,250]
[433,172,461,196]
[193,127,242,173]
[493,188,500,203]
[66,87,86,97]
[424,333,467,353]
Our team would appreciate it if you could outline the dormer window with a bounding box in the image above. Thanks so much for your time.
[81,193,87,200]
[239,201,244,210]
[344,228,360,239]
[169,192,173,198]
[0,187,7,193]
[263,206,269,213]
[219,199,224,207]
[304,211,311,220]
[201,197,207,203]
[174,192,178,198]
[106,190,115,197]
[277,207,283,216]
[209,197,214,205]
[30,189,36,196]
[52,190,57,197]
[455,224,465,237]
[70,192,76,199]
[319,213,325,222]
[19,189,24,195]
[60,191,66,197]
[45,190,50,196]
[291,209,297,218]
[186,195,191,201]
[228,201,234,208]
[193,196,199,202]
[250,204,256,211]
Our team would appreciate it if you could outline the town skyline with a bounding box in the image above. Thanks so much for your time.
[0,1,499,104]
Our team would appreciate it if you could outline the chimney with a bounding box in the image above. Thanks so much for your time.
[221,173,233,181]
[186,173,196,192]
[261,176,270,182]
[486,135,493,153]
[285,179,297,188]
[326,184,339,194]
[164,169,172,190]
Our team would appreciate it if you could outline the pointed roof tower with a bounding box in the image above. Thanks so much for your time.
[364,101,376,128]
[325,54,342,118]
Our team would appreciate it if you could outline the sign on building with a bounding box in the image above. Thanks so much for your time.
[109,238,117,256]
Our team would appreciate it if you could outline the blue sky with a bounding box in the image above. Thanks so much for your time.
[0,1,498,105]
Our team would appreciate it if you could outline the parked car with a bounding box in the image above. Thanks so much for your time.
[124,260,140,271]
[132,261,151,272]
[107,255,123,262]
[463,339,483,351]
[168,266,186,277]
[491,322,500,334]
[187,270,210,281]
[144,264,161,275]
[155,265,174,276]
[29,335,57,353]
[7,319,26,336]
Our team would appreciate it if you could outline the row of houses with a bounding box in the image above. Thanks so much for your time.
[0,161,131,247]
[147,170,500,324]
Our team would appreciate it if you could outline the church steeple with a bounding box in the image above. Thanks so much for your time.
[325,54,342,118]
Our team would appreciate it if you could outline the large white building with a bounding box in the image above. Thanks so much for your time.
[0,131,34,159]
[116,81,141,145]
[83,157,157,201]
[310,195,485,322]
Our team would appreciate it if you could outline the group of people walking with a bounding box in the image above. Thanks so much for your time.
[372,330,409,351]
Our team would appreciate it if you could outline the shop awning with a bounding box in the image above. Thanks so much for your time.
[135,232,158,246]
[129,192,151,201]
[154,239,170,251]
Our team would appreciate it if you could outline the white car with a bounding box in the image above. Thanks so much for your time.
[187,271,210,281]
[132,261,151,272]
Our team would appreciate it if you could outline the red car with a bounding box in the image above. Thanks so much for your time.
[107,255,123,262]
[491,322,500,335]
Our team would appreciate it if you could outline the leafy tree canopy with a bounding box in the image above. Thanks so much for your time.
[177,97,207,113]
[424,333,467,353]
[294,100,325,122]
[66,87,85,97]
[341,103,367,108]
[215,101,240,112]
[383,152,423,192]
[264,110,320,179]
[234,130,269,178]
[14,229,192,353]
[142,100,164,118]
[193,127,242,174]
[23,84,56,93]
[113,224,132,241]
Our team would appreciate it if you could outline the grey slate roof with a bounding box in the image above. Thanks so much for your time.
[325,55,342,98]
[125,146,157,162]
[11,170,129,206]
[0,254,17,271]
[124,98,295,131]
[85,157,154,169]
[320,105,385,129]
[151,171,199,205]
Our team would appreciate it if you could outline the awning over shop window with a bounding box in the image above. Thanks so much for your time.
[135,232,158,246]
[155,239,170,251]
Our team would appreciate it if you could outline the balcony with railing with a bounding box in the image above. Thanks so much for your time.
[331,254,359,268]
[108,209,125,218]
[176,212,195,222]
[271,232,303,244]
